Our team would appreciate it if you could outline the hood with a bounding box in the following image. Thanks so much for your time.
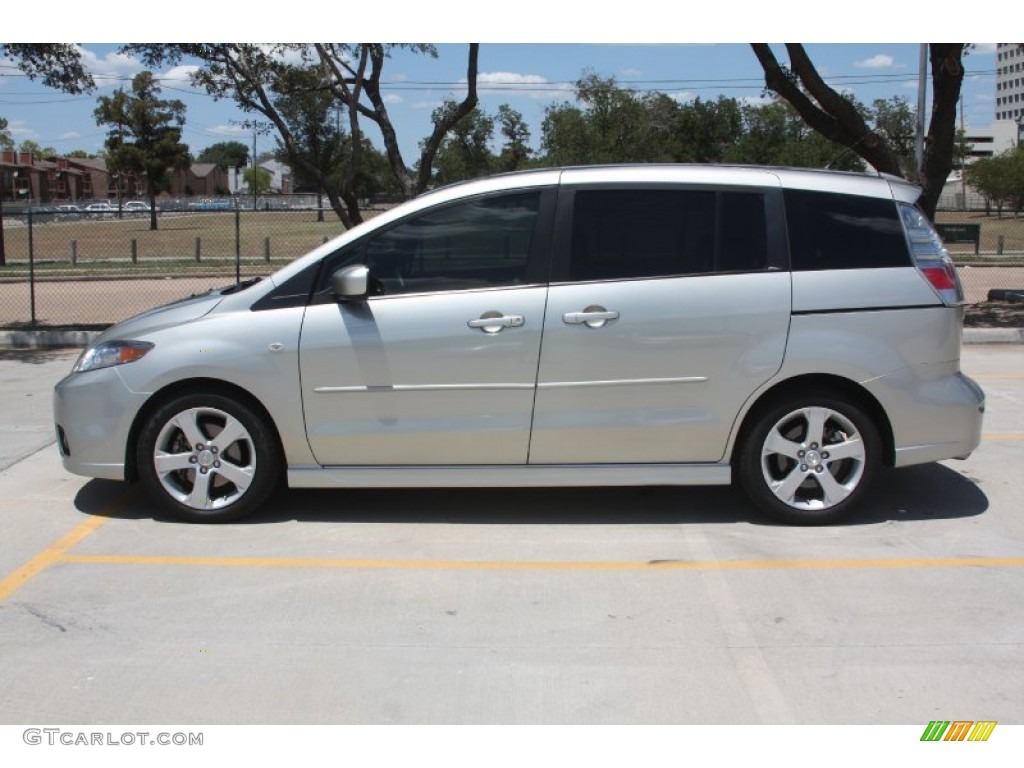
[94,288,228,344]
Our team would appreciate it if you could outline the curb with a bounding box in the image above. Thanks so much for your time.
[0,330,102,350]
[3,327,1023,350]
[962,327,1024,344]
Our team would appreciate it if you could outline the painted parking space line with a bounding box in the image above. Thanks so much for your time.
[982,433,1024,440]
[0,494,133,603]
[59,553,1024,573]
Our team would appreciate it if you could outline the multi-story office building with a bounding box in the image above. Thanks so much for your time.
[995,43,1024,121]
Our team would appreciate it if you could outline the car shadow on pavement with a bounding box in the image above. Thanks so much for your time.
[74,462,988,528]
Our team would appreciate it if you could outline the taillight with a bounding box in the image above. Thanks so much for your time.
[921,262,957,292]
[898,203,965,307]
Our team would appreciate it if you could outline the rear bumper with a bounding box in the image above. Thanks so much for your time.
[863,366,984,468]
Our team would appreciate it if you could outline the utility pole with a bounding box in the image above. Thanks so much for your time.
[116,86,124,219]
[252,126,258,212]
[915,44,927,181]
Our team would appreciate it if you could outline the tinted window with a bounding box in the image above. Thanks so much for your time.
[365,192,540,295]
[569,189,768,281]
[783,189,910,271]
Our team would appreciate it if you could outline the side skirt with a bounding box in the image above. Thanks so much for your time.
[287,463,733,489]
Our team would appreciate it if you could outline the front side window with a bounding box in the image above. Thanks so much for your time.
[364,191,540,295]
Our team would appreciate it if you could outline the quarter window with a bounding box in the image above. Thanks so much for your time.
[783,189,911,271]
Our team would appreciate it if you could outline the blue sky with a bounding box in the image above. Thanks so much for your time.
[0,40,1005,163]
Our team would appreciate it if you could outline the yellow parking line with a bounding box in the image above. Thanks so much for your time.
[983,434,1024,440]
[0,495,132,603]
[60,553,1024,573]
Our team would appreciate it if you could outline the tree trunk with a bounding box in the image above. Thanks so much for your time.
[148,184,158,231]
[916,44,966,220]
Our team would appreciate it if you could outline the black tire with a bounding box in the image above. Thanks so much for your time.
[136,392,280,523]
[737,394,881,525]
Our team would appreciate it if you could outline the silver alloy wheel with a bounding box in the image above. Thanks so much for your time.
[152,406,256,511]
[759,406,866,511]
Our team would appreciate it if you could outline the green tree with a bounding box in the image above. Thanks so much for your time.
[725,98,864,171]
[66,150,94,158]
[674,96,743,163]
[0,117,12,150]
[242,166,273,195]
[197,141,249,171]
[268,65,354,223]
[541,73,678,165]
[17,139,57,158]
[431,102,495,185]
[751,44,967,219]
[495,104,533,172]
[966,149,1024,217]
[94,71,190,230]
[124,44,481,227]
[869,96,916,172]
[0,44,94,94]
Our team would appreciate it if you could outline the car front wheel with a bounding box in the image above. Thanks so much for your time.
[737,395,881,525]
[137,393,280,523]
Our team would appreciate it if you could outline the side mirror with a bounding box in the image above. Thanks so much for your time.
[330,264,370,301]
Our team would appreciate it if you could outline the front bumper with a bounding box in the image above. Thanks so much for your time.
[53,366,149,481]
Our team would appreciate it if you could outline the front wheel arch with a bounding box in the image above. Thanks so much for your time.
[125,378,284,484]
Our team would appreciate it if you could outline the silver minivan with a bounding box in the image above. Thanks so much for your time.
[53,165,985,524]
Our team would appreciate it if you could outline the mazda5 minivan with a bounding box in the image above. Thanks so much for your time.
[54,165,985,524]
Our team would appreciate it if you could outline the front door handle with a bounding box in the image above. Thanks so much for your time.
[468,311,525,334]
[562,306,619,329]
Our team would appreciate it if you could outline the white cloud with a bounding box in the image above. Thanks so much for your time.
[206,124,248,136]
[59,131,81,140]
[975,93,994,102]
[454,71,572,100]
[76,45,144,88]
[5,119,38,139]
[665,91,695,103]
[383,93,403,105]
[160,65,200,84]
[620,67,643,77]
[412,100,443,111]
[971,44,997,55]
[854,54,895,69]
[739,95,772,107]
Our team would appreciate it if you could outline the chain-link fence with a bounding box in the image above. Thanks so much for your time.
[0,207,349,327]
[1,205,1022,328]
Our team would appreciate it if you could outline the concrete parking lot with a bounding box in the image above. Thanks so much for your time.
[0,346,1021,724]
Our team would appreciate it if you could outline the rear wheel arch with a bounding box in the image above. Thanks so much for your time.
[731,374,895,470]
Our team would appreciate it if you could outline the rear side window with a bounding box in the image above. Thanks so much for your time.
[569,189,768,282]
[783,189,910,271]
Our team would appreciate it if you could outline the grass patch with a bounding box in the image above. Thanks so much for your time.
[1,210,350,265]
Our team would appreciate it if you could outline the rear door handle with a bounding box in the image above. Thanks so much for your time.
[468,312,525,333]
[562,306,619,329]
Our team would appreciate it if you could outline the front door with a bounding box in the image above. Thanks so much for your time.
[300,189,553,466]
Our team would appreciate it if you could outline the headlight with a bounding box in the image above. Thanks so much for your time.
[73,340,154,373]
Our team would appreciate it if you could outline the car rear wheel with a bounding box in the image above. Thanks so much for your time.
[737,394,881,525]
[137,393,280,523]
